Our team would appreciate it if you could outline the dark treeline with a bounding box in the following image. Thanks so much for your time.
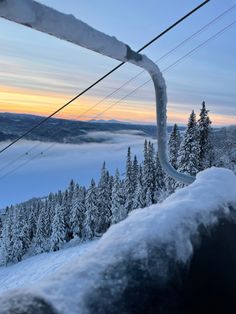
[0,102,235,266]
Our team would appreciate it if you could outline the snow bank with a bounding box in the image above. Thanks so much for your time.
[0,167,235,313]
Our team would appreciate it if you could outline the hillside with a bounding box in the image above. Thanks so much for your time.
[0,168,235,313]
[0,112,183,144]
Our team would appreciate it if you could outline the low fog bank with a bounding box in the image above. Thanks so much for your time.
[0,131,151,208]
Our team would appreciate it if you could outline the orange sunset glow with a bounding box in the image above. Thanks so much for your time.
[0,85,234,126]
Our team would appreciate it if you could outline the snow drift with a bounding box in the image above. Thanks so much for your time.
[0,167,236,313]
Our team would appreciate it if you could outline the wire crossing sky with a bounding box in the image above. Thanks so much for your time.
[0,0,209,155]
[0,13,235,181]
[0,0,235,126]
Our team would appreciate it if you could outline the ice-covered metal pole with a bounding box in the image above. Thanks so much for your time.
[0,0,195,184]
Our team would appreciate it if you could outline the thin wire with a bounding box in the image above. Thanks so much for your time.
[74,4,236,120]
[0,144,54,180]
[0,0,210,155]
[85,21,236,120]
[1,20,234,181]
[0,143,40,173]
[1,3,232,174]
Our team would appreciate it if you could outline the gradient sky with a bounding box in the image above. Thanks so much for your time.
[0,0,235,125]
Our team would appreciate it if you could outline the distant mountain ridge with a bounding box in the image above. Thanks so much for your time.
[0,112,184,144]
[1,112,234,147]
[88,119,128,124]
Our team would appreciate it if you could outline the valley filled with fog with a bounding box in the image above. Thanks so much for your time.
[0,131,150,208]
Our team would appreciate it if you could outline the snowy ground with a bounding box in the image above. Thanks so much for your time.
[0,168,235,314]
[0,240,97,294]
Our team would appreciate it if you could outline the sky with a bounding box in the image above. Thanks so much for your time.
[0,0,235,126]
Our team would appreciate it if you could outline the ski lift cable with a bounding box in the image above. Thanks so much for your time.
[70,4,236,117]
[0,20,234,181]
[0,4,234,176]
[0,144,54,180]
[0,143,41,173]
[0,0,209,156]
[94,21,236,120]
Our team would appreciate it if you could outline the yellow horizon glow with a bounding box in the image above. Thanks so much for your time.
[0,86,234,126]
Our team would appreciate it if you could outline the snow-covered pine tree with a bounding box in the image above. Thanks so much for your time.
[107,172,114,218]
[18,204,31,257]
[61,189,72,241]
[41,200,51,240]
[178,110,200,177]
[132,155,139,191]
[166,124,181,195]
[83,179,99,240]
[133,165,146,209]
[111,169,126,224]
[28,201,39,241]
[70,184,86,238]
[11,206,25,263]
[67,179,75,234]
[48,192,56,235]
[143,141,156,206]
[50,203,66,252]
[124,147,135,214]
[154,152,167,202]
[19,222,31,257]
[1,208,14,265]
[35,208,47,253]
[96,162,112,234]
[169,124,181,169]
[197,101,213,170]
[55,190,63,206]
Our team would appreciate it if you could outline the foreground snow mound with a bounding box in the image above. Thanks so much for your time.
[0,168,236,314]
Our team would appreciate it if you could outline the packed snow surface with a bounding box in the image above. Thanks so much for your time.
[0,241,97,294]
[0,168,235,313]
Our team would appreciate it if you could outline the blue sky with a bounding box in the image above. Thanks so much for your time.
[0,0,235,125]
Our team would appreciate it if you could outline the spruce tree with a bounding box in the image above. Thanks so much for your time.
[61,190,72,241]
[166,124,181,194]
[124,147,135,213]
[111,169,126,224]
[96,162,112,234]
[169,124,181,169]
[132,155,139,192]
[143,141,156,205]
[198,101,212,170]
[83,179,99,240]
[50,204,66,252]
[154,152,166,202]
[133,165,145,209]
[178,110,200,176]
[11,207,24,262]
[1,209,14,265]
[70,185,86,238]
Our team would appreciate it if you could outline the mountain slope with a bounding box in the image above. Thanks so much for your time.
[0,112,184,144]
[0,168,235,314]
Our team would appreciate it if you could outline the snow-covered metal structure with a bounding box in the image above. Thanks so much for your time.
[0,0,195,184]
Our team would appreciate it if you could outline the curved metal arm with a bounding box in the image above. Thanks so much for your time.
[128,56,195,185]
[0,0,195,184]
